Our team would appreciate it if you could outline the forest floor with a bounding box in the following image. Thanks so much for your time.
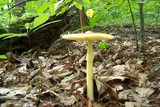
[0,26,160,107]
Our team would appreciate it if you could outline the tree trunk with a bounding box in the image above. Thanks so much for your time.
[139,2,145,52]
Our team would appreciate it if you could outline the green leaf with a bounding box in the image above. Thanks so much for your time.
[34,77,40,82]
[98,42,112,49]
[105,3,117,9]
[89,14,102,27]
[3,33,28,39]
[80,26,92,30]
[37,3,49,15]
[50,87,59,92]
[82,0,91,5]
[73,0,91,9]
[56,6,68,16]
[25,1,39,14]
[25,22,33,29]
[49,3,55,15]
[0,33,14,38]
[50,0,57,3]
[54,0,71,13]
[0,0,4,2]
[33,13,50,29]
[149,0,160,1]
[73,1,82,10]
[0,33,27,39]
[61,74,78,83]
[28,20,61,36]
[0,55,7,60]
[103,0,112,2]
[25,23,30,29]
[117,0,126,8]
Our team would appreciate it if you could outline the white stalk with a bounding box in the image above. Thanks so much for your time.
[86,40,94,101]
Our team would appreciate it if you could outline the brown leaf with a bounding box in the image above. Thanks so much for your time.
[121,72,139,81]
[125,102,139,107]
[59,95,76,106]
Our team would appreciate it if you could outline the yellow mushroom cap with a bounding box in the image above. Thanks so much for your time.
[62,32,114,41]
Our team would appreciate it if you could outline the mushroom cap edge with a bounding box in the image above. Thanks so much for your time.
[62,33,114,41]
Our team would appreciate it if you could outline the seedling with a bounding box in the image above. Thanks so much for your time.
[98,42,112,49]
[0,55,7,60]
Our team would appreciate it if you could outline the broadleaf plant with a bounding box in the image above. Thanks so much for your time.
[33,13,50,29]
[98,42,112,49]
[0,55,7,60]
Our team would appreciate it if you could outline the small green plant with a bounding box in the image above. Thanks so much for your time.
[34,76,42,106]
[34,77,41,97]
[98,42,112,49]
[0,0,71,35]
[0,55,7,60]
[0,33,27,39]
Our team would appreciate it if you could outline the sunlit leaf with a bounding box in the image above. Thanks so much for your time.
[117,0,126,8]
[89,14,102,27]
[98,42,112,49]
[25,23,30,29]
[25,22,33,29]
[25,1,39,13]
[0,33,14,38]
[37,3,49,15]
[73,1,82,10]
[73,0,90,9]
[0,55,7,59]
[28,20,61,35]
[3,33,28,39]
[105,3,117,9]
[56,6,68,16]
[0,0,4,2]
[61,74,78,83]
[50,0,57,3]
[33,13,50,29]
[82,0,91,5]
[54,0,71,12]
[49,3,55,15]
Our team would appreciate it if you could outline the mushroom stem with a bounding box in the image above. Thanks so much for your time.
[86,40,94,101]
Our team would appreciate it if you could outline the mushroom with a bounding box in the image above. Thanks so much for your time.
[62,32,114,105]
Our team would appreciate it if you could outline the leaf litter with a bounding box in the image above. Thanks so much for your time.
[0,27,160,107]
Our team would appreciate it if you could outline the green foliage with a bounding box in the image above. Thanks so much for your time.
[61,74,78,83]
[27,20,61,36]
[79,13,103,31]
[0,0,159,38]
[0,0,74,54]
[73,0,91,10]
[24,1,39,15]
[0,33,27,39]
[24,0,57,30]
[34,76,41,96]
[33,13,50,29]
[81,0,160,27]
[89,13,102,28]
[0,0,72,40]
[98,42,112,49]
[21,49,34,56]
[0,55,7,60]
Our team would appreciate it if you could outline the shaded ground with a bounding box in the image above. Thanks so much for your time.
[0,26,160,107]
